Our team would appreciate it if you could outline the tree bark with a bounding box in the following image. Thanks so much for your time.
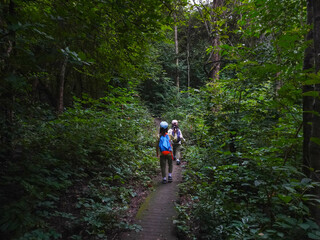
[174,17,179,92]
[309,0,320,224]
[210,36,221,81]
[1,0,16,163]
[57,55,68,114]
[192,0,223,81]
[209,0,224,81]
[303,0,314,176]
[187,18,191,90]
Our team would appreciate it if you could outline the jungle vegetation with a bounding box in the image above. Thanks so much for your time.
[1,0,320,239]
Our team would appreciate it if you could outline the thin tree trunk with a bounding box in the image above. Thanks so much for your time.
[211,36,221,81]
[1,0,16,163]
[192,0,218,81]
[174,21,179,92]
[187,19,191,90]
[303,1,314,176]
[57,56,68,114]
[309,0,320,224]
[209,0,224,81]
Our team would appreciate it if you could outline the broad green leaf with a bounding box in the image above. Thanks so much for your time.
[278,194,292,203]
[305,72,320,85]
[308,232,320,240]
[302,91,320,97]
[310,137,320,146]
[299,223,310,230]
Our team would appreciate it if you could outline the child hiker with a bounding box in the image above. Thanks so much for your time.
[156,121,173,184]
[168,120,185,165]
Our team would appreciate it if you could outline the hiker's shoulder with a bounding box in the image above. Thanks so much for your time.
[157,134,166,138]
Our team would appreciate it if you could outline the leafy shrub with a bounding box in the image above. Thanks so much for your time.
[0,91,159,239]
[173,81,320,239]
[176,142,320,240]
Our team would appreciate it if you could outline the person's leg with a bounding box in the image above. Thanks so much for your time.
[175,144,181,165]
[160,155,167,181]
[173,144,177,160]
[175,144,181,159]
[168,155,173,174]
[168,155,173,182]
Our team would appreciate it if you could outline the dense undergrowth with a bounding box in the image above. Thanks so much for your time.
[0,89,159,240]
[1,0,320,239]
[171,88,320,240]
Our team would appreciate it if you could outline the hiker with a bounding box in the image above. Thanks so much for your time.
[168,120,185,165]
[156,121,173,184]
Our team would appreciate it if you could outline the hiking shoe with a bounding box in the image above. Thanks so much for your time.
[176,159,181,165]
[168,176,172,182]
[162,179,167,184]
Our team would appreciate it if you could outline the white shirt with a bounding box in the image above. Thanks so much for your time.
[168,128,184,145]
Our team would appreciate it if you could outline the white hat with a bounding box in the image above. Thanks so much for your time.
[172,120,178,125]
[160,121,168,129]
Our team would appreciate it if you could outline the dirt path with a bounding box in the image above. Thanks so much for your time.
[121,161,182,240]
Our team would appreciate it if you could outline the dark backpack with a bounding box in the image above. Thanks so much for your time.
[172,128,181,143]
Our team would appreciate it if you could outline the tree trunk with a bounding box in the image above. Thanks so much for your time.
[303,0,314,176]
[309,0,320,224]
[210,36,221,81]
[210,0,224,81]
[192,0,222,81]
[174,19,179,92]
[57,56,68,114]
[187,19,191,90]
[1,0,16,163]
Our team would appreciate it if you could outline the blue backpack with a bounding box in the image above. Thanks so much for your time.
[159,134,172,154]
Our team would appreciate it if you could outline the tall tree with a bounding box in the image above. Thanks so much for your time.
[186,17,191,90]
[174,13,180,91]
[303,0,314,176]
[210,0,224,81]
[57,55,68,114]
[192,0,225,81]
[0,0,18,162]
[307,0,320,223]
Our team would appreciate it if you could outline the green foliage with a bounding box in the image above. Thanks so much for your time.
[137,44,178,116]
[0,92,158,239]
[1,0,318,239]
[0,0,175,134]
[0,1,176,236]
[177,130,320,239]
[173,1,320,239]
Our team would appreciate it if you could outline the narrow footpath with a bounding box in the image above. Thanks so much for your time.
[121,162,182,240]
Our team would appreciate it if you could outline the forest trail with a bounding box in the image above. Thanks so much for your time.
[121,157,182,240]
